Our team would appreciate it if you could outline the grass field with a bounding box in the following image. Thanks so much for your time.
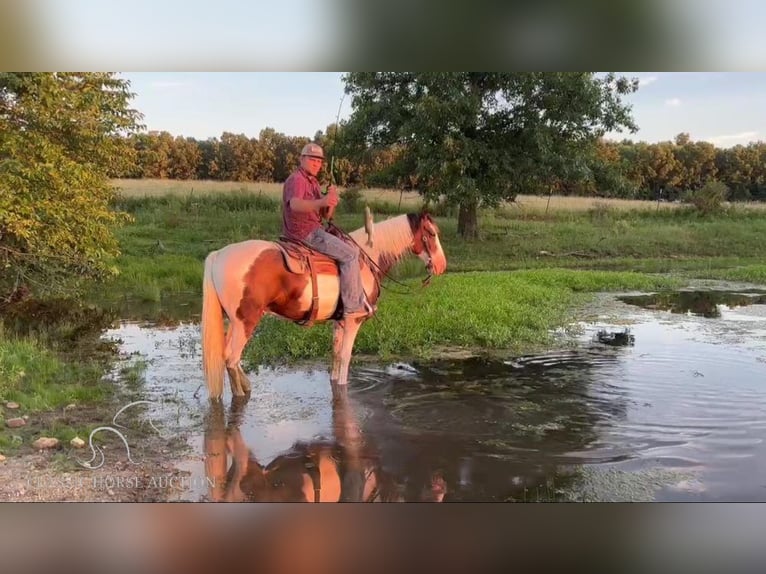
[106,183,766,297]
[99,180,766,364]
[113,178,766,215]
[114,178,426,210]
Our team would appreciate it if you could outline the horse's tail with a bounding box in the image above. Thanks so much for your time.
[202,251,225,400]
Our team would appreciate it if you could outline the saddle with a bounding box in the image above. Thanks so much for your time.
[275,231,349,327]
[276,238,340,276]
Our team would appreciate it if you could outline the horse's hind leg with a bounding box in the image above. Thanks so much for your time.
[224,312,261,396]
[233,365,251,394]
[222,321,247,395]
[226,366,247,397]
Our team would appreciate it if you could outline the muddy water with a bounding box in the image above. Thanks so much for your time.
[104,289,766,502]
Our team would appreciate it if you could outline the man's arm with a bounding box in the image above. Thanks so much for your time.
[288,184,338,214]
[289,196,330,213]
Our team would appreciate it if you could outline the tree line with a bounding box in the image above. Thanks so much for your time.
[113,128,766,204]
[113,126,392,189]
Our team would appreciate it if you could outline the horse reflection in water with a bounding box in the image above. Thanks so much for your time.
[204,385,447,502]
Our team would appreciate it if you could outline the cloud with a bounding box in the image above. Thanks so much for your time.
[638,75,658,87]
[705,131,759,146]
[664,98,682,107]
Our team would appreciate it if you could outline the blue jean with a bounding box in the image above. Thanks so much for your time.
[303,228,366,313]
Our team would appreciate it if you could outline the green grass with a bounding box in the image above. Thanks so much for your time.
[681,264,766,284]
[82,190,766,362]
[0,325,113,452]
[242,269,681,366]
[110,254,202,302]
[444,210,766,273]
[0,335,107,408]
[91,192,766,301]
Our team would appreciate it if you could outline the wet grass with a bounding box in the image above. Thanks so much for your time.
[242,269,681,366]
[0,299,123,454]
[560,467,695,503]
[506,467,694,502]
[682,264,766,285]
[0,332,108,409]
[0,325,113,452]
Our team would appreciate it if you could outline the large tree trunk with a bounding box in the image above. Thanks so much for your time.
[457,201,479,239]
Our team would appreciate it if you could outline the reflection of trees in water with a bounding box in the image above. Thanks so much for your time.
[0,297,118,358]
[354,349,632,501]
[620,290,766,319]
[96,293,202,326]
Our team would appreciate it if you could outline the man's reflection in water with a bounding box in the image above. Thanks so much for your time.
[204,384,446,502]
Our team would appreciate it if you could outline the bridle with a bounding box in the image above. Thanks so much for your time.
[326,221,426,292]
[326,214,440,290]
[412,218,438,286]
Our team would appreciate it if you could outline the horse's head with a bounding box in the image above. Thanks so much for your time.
[408,212,447,276]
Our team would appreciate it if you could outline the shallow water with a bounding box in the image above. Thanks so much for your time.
[104,288,766,501]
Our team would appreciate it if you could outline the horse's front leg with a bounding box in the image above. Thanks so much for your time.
[330,321,344,384]
[337,317,364,386]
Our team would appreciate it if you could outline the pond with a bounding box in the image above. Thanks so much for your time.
[104,287,766,501]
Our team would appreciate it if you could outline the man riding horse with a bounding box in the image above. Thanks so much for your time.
[282,143,374,320]
[201,149,447,399]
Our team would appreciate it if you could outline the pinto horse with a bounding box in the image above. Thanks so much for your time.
[201,212,447,400]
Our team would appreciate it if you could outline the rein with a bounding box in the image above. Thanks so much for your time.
[325,221,431,293]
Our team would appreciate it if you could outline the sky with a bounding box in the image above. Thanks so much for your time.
[12,0,766,148]
[120,72,348,141]
[119,72,766,148]
[608,72,766,147]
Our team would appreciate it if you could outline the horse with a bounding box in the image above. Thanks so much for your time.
[201,211,447,400]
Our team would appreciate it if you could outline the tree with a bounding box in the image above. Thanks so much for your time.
[169,136,202,180]
[218,132,258,182]
[559,139,637,199]
[197,138,222,180]
[315,123,356,186]
[672,134,717,192]
[0,72,143,300]
[342,73,638,238]
[133,131,175,178]
[645,142,684,200]
[271,133,309,182]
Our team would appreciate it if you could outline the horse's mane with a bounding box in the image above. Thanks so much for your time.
[349,213,416,272]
